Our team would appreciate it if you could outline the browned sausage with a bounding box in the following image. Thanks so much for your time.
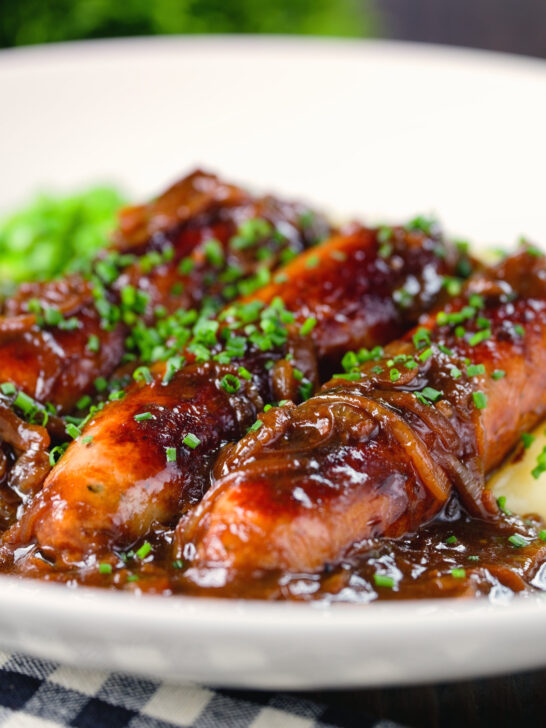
[177,249,546,583]
[0,170,327,413]
[0,223,467,571]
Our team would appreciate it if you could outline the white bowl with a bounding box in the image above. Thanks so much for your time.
[1,36,546,688]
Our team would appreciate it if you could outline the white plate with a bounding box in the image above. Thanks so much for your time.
[1,37,546,689]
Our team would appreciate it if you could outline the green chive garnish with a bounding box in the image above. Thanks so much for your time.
[134,412,153,422]
[472,391,487,409]
[182,433,201,449]
[136,541,152,559]
[299,317,317,336]
[508,534,528,548]
[521,432,535,449]
[451,568,466,579]
[373,573,395,588]
[220,374,241,394]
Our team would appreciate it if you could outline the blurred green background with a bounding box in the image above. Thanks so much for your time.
[0,0,376,47]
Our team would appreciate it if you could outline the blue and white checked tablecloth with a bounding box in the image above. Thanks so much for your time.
[0,652,407,728]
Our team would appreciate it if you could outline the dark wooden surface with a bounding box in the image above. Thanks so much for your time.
[300,668,546,727]
[225,668,546,727]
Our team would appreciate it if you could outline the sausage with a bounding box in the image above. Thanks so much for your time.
[0,170,327,412]
[0,223,467,570]
[177,249,546,583]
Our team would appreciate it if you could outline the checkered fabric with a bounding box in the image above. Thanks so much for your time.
[0,652,408,728]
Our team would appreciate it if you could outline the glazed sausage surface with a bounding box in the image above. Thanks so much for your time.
[0,170,327,413]
[0,223,466,571]
[178,250,546,584]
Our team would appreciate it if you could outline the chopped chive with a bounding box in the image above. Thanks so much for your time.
[248,419,263,433]
[390,368,400,382]
[341,351,358,372]
[76,395,92,410]
[521,432,535,449]
[420,386,443,403]
[412,328,431,349]
[469,294,484,309]
[238,366,252,380]
[418,347,433,362]
[299,381,313,400]
[378,243,392,258]
[66,423,81,439]
[87,334,100,353]
[443,277,463,296]
[14,390,35,415]
[220,374,241,394]
[333,372,361,381]
[165,446,177,462]
[43,307,63,326]
[532,445,546,479]
[305,255,319,268]
[82,436,94,445]
[508,533,528,548]
[446,535,457,544]
[203,238,224,267]
[133,366,153,385]
[134,412,153,422]
[136,541,152,559]
[178,257,194,275]
[450,366,462,379]
[49,443,68,466]
[373,573,395,588]
[163,356,184,385]
[472,391,487,409]
[491,369,505,380]
[292,368,303,381]
[467,364,485,377]
[182,433,201,449]
[172,559,184,569]
[469,329,491,346]
[496,495,512,515]
[513,324,525,337]
[451,568,466,579]
[99,563,112,575]
[0,382,16,396]
[467,555,479,562]
[300,317,317,336]
[94,376,108,392]
[539,530,546,542]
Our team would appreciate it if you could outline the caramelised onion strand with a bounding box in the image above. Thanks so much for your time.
[313,389,452,503]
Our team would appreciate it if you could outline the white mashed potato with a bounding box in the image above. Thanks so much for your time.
[488,423,546,520]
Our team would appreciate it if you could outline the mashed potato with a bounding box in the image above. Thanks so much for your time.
[488,422,546,520]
